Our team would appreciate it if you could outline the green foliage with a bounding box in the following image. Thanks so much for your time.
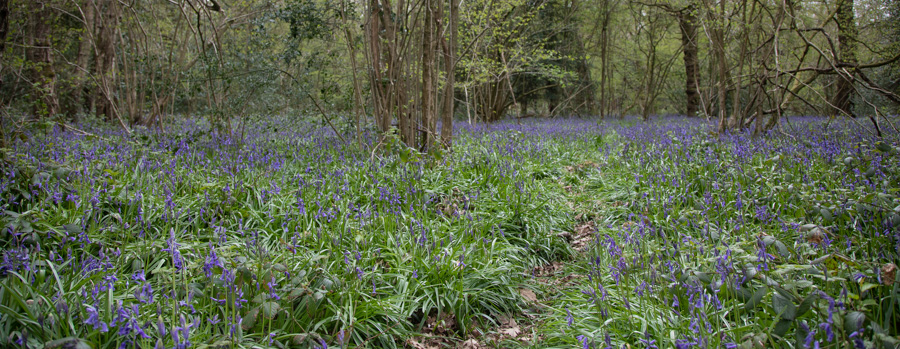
[539,118,900,347]
[0,117,580,347]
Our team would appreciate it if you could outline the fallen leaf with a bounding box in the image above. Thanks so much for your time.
[519,289,537,302]
[496,314,517,327]
[806,227,827,244]
[406,338,428,349]
[556,231,573,242]
[501,326,521,337]
[459,339,479,349]
[883,263,897,286]
[575,222,595,235]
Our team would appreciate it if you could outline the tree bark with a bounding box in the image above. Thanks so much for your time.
[831,0,856,116]
[0,0,9,94]
[679,6,700,117]
[27,1,60,119]
[440,0,459,148]
[728,0,750,130]
[0,0,8,146]
[70,0,96,118]
[94,0,120,121]
[708,0,728,133]
[421,0,437,151]
[598,0,612,118]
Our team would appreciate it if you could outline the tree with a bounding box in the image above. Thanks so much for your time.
[0,0,8,146]
[831,0,857,117]
[677,4,700,117]
[0,0,8,95]
[93,0,120,123]
[69,0,95,118]
[27,0,60,119]
[440,0,459,147]
[365,0,459,149]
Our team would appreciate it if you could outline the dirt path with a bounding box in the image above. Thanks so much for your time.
[404,161,606,348]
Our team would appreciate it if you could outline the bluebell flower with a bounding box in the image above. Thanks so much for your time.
[84,305,109,332]
[639,332,658,349]
[818,322,833,342]
[577,334,590,349]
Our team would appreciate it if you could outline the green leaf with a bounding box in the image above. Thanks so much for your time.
[745,286,767,311]
[44,337,91,349]
[860,283,880,293]
[772,318,792,337]
[796,293,817,317]
[773,293,797,320]
[63,224,82,234]
[242,307,260,330]
[773,241,789,258]
[261,301,281,319]
[286,288,306,301]
[844,311,866,334]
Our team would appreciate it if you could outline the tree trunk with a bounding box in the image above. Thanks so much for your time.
[709,0,728,133]
[94,0,120,121]
[0,0,9,95]
[421,0,436,151]
[70,0,96,118]
[0,0,8,146]
[679,6,700,117]
[598,0,612,118]
[641,38,657,121]
[728,0,750,130]
[440,0,459,148]
[831,0,856,116]
[27,1,60,119]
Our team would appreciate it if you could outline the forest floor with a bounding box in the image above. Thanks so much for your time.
[1,116,899,349]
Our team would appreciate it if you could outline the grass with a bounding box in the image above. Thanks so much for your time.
[1,116,898,348]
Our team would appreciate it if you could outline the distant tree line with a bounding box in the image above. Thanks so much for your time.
[0,0,897,147]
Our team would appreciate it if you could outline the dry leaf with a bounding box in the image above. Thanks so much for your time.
[519,289,537,302]
[496,314,517,327]
[406,339,426,349]
[806,227,827,244]
[575,222,594,235]
[883,263,897,286]
[459,339,479,349]
[501,326,521,337]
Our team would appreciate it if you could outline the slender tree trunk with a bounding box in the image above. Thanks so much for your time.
[642,37,657,121]
[94,0,120,121]
[832,0,856,116]
[340,0,365,146]
[753,81,765,135]
[440,0,459,148]
[0,0,9,93]
[598,0,612,118]
[367,0,389,133]
[0,0,8,107]
[421,0,437,151]
[728,0,749,130]
[679,6,700,117]
[27,1,60,119]
[0,0,9,146]
[71,0,96,118]
[708,0,728,133]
